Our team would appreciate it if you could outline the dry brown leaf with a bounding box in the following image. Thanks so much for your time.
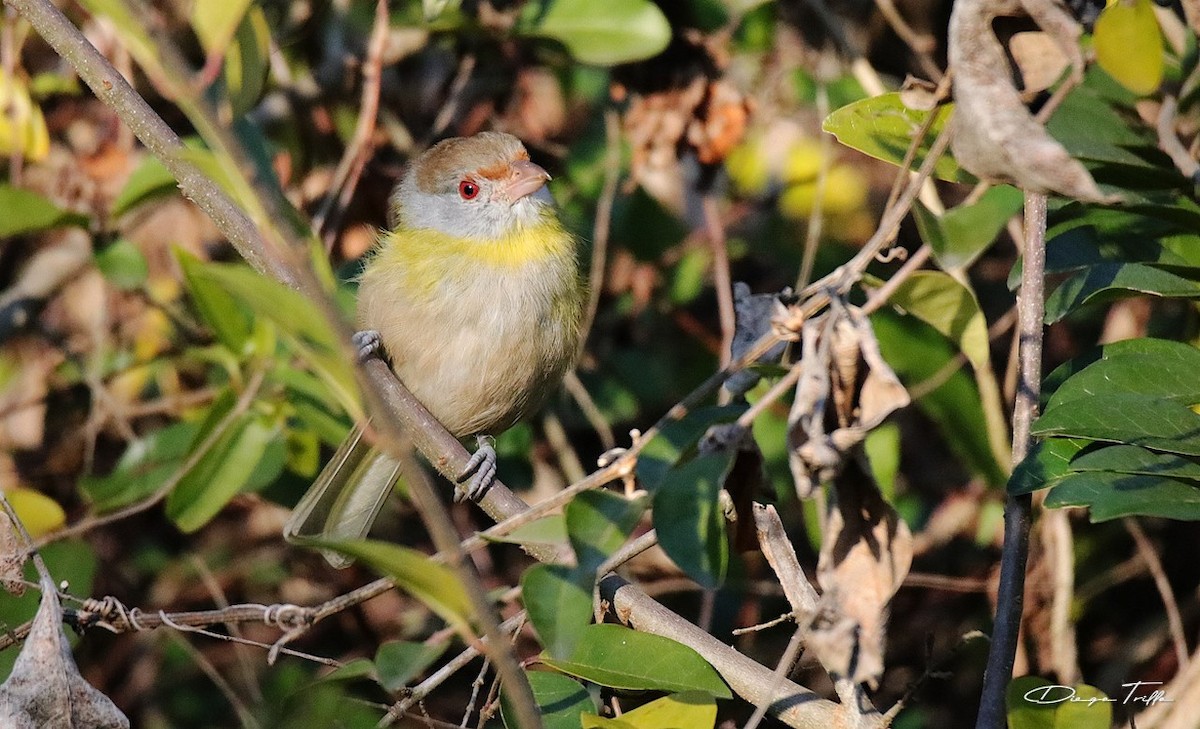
[1009,31,1072,96]
[806,460,913,688]
[0,573,129,728]
[948,0,1116,202]
[788,306,909,499]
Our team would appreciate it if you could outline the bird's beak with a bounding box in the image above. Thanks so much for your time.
[505,159,551,202]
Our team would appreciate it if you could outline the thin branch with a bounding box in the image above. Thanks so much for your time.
[312,0,390,245]
[578,108,622,352]
[796,83,831,291]
[975,192,1046,729]
[1125,518,1189,671]
[703,193,736,370]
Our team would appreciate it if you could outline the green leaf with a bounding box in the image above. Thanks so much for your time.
[375,640,450,692]
[916,185,1023,273]
[872,270,1010,471]
[522,565,594,661]
[1094,0,1163,97]
[565,490,645,575]
[636,405,744,490]
[872,311,1008,486]
[1034,395,1200,456]
[584,692,717,729]
[541,624,731,698]
[1069,445,1200,481]
[423,0,462,20]
[179,253,362,420]
[223,7,271,116]
[1044,339,1200,409]
[1008,438,1087,495]
[94,239,149,291]
[482,514,569,548]
[80,420,198,511]
[190,0,252,54]
[521,0,672,66]
[300,539,474,634]
[166,412,279,532]
[0,185,86,237]
[876,271,989,370]
[652,453,731,589]
[1045,472,1200,521]
[178,250,254,351]
[1041,337,1199,404]
[823,94,969,183]
[501,671,594,729]
[111,148,183,217]
[1045,262,1200,323]
[1007,676,1112,729]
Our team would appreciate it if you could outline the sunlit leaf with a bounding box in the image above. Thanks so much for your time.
[501,671,594,729]
[1008,676,1111,729]
[583,692,717,729]
[0,186,86,238]
[6,488,66,538]
[166,412,279,532]
[299,539,474,633]
[1094,0,1163,96]
[521,0,672,66]
[541,624,731,698]
[915,185,1023,273]
[823,94,969,182]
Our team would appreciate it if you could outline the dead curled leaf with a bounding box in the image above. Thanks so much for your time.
[0,571,129,728]
[947,0,1116,202]
[806,458,913,688]
[787,305,909,498]
[615,31,753,212]
[785,305,912,687]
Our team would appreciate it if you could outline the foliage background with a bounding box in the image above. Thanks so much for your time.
[2,0,1200,727]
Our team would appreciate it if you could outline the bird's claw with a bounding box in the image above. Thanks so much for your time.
[457,435,497,502]
[352,330,383,362]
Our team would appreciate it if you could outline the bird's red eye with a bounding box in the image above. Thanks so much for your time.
[458,180,479,200]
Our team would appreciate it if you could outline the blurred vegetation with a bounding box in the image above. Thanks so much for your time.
[3,0,1200,728]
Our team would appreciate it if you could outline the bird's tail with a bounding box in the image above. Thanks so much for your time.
[283,422,403,568]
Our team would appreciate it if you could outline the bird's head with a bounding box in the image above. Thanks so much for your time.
[390,131,555,241]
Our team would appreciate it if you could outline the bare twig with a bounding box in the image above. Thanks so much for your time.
[166,632,261,729]
[578,108,622,352]
[1156,96,1200,181]
[796,84,831,291]
[313,0,391,246]
[975,192,1046,729]
[743,627,807,729]
[703,193,736,370]
[1125,518,1189,670]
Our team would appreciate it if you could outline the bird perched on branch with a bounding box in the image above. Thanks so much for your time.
[285,131,584,565]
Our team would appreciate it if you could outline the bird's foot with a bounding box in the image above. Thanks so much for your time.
[352,330,383,362]
[457,435,497,501]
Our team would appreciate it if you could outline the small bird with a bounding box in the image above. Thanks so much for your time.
[286,132,584,563]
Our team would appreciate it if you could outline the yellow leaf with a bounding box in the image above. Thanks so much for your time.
[0,72,51,161]
[7,488,66,538]
[1094,0,1164,96]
